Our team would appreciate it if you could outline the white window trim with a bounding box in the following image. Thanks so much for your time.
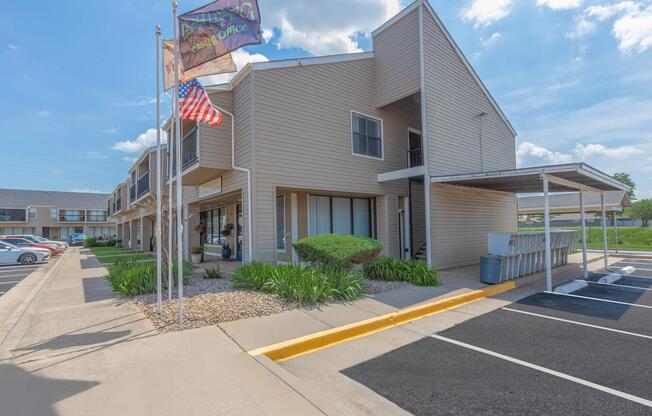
[350,110,384,161]
[276,194,286,252]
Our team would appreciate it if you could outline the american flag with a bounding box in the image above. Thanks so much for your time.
[178,79,222,127]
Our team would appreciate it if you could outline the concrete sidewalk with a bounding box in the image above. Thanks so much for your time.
[0,248,322,416]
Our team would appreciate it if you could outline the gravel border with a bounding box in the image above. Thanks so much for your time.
[134,270,414,332]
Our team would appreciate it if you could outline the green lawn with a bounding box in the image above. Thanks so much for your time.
[518,226,652,251]
[90,247,154,264]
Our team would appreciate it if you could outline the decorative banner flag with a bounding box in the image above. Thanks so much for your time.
[162,39,236,91]
[178,0,262,70]
[179,79,223,127]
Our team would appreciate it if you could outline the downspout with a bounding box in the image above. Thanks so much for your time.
[418,5,433,268]
[215,105,254,262]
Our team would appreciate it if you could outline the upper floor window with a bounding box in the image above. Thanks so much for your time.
[28,207,37,219]
[50,208,58,219]
[351,112,383,160]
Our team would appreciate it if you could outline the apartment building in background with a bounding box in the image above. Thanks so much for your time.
[0,188,115,240]
[116,0,520,269]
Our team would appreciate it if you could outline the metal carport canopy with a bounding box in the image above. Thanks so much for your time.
[430,163,630,292]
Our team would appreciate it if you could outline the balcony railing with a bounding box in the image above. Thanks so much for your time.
[171,127,199,176]
[137,171,150,198]
[130,184,136,201]
[116,199,122,211]
[87,214,108,222]
[407,148,423,168]
[0,209,27,222]
[59,214,85,222]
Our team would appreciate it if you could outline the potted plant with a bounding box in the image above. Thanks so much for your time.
[190,247,203,264]
[221,242,232,259]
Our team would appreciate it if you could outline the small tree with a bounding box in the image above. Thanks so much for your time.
[626,199,652,227]
[613,172,636,200]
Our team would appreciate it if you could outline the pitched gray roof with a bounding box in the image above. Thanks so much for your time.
[518,191,631,213]
[0,189,111,210]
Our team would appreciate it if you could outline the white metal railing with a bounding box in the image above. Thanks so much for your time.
[487,230,580,281]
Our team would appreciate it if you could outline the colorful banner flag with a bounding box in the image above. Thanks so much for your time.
[178,0,262,70]
[179,79,223,127]
[162,39,236,91]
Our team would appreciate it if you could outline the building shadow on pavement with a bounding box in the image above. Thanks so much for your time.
[0,363,98,416]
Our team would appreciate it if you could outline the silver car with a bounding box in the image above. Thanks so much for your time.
[0,241,50,265]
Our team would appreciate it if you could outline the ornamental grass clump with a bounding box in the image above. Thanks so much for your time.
[106,258,193,296]
[231,261,276,290]
[293,234,383,270]
[363,257,441,287]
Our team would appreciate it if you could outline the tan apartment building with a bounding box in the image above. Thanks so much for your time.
[0,188,115,241]
[142,0,519,270]
[108,145,168,252]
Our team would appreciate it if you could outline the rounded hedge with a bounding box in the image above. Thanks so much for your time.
[293,234,383,269]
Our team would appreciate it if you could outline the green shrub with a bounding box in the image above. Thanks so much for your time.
[363,257,441,287]
[84,238,116,248]
[320,265,364,301]
[83,237,98,248]
[231,261,276,290]
[106,258,192,296]
[203,265,222,279]
[263,264,333,304]
[293,234,383,270]
[231,262,364,304]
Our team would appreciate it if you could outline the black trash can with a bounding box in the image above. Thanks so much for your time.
[480,255,503,284]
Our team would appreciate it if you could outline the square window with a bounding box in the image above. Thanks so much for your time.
[351,113,382,159]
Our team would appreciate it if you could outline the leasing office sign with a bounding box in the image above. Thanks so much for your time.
[198,177,223,199]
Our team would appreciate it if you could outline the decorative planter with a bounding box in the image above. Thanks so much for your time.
[190,253,202,264]
[222,247,232,259]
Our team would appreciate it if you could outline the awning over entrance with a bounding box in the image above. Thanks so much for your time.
[430,163,628,193]
[430,163,630,292]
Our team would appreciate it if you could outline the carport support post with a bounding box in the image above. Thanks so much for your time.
[600,193,609,269]
[543,177,553,292]
[580,190,589,280]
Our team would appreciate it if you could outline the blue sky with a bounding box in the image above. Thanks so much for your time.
[1,0,651,197]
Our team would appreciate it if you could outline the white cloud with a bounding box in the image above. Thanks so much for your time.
[481,32,502,47]
[201,49,269,85]
[112,97,157,106]
[80,151,108,160]
[122,156,138,163]
[568,1,652,53]
[70,188,103,194]
[537,0,583,10]
[35,110,50,117]
[574,143,643,159]
[259,0,400,55]
[516,142,573,165]
[113,128,168,153]
[462,0,513,28]
[7,44,18,50]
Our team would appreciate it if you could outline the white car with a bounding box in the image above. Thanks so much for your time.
[7,235,68,250]
[0,241,50,265]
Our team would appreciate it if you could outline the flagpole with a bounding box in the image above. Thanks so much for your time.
[173,1,184,321]
[167,118,173,301]
[155,24,163,314]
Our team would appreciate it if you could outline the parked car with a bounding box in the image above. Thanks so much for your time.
[0,237,61,256]
[8,234,68,250]
[0,241,50,265]
[69,233,87,246]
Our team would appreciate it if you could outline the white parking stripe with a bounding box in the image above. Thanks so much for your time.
[578,279,652,292]
[544,291,652,309]
[0,274,30,279]
[502,307,652,340]
[431,334,652,409]
[0,281,19,285]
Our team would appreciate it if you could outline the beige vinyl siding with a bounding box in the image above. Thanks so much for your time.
[373,8,421,108]
[232,75,253,168]
[198,91,232,170]
[422,11,515,176]
[430,184,517,269]
[251,59,411,261]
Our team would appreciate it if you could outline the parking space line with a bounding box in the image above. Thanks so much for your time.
[0,274,29,279]
[544,291,652,309]
[578,279,652,292]
[0,281,20,285]
[502,307,652,340]
[430,334,652,409]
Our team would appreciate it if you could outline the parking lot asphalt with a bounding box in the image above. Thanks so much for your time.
[0,264,40,297]
[343,268,652,416]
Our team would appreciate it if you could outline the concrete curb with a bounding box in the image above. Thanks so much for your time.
[248,280,517,362]
[0,250,68,354]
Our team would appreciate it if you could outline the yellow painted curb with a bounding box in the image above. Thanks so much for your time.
[248,280,517,362]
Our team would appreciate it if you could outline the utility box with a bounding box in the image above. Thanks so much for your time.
[480,255,503,284]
